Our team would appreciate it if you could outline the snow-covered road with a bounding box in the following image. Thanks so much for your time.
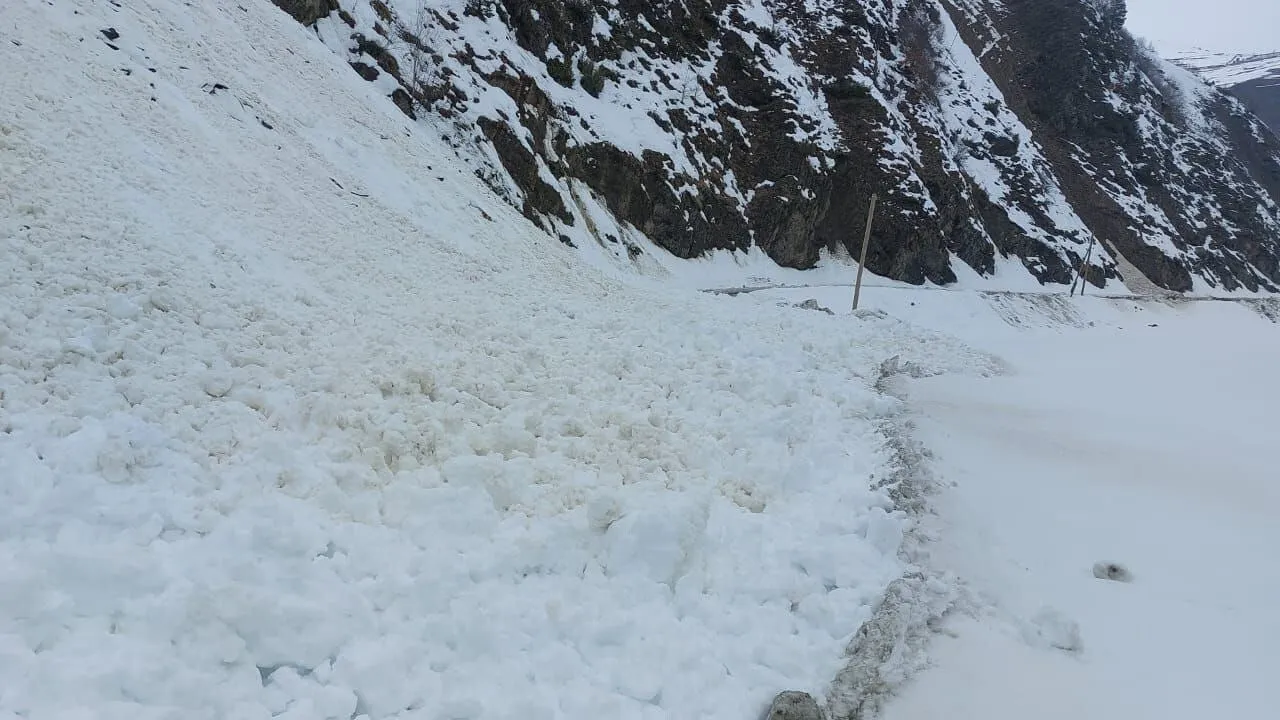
[891,297,1280,720]
[759,285,1280,719]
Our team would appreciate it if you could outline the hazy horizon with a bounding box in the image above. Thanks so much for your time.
[1127,0,1278,55]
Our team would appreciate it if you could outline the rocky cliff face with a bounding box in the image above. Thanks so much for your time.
[272,0,1280,293]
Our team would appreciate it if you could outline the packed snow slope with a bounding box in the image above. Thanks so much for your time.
[276,0,1280,293]
[0,1,1008,719]
[750,284,1280,720]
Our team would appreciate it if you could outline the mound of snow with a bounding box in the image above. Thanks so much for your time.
[0,1,982,719]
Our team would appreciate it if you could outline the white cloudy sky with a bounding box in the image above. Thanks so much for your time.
[1126,0,1279,54]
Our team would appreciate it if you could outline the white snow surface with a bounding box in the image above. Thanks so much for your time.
[6,2,1279,719]
[751,285,1280,720]
[0,2,993,719]
[1172,48,1280,87]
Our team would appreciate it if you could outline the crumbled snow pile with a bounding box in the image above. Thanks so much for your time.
[0,1,982,719]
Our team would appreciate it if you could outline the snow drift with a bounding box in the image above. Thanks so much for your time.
[0,1,1003,718]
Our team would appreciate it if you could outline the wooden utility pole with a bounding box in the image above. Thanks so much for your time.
[852,193,878,311]
[1072,236,1097,297]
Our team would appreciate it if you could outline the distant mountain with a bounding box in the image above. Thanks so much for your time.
[1174,49,1280,135]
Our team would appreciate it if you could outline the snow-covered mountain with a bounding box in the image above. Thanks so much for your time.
[1173,48,1280,136]
[272,0,1280,294]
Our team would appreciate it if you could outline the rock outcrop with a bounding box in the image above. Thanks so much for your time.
[288,0,1280,293]
[270,0,338,26]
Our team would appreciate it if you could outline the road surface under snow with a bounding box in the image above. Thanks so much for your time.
[759,285,1280,720]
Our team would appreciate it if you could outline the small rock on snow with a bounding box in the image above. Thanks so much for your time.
[1092,561,1133,582]
[794,298,834,315]
[764,691,824,720]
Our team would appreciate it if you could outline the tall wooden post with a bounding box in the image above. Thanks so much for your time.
[1073,236,1097,297]
[853,193,878,311]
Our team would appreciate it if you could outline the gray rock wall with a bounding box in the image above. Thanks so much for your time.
[293,0,1280,292]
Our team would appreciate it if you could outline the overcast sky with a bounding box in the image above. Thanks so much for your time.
[1126,0,1278,54]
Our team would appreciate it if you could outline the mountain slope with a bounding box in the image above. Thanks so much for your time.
[276,0,1280,293]
[1174,49,1280,136]
[1,1,992,717]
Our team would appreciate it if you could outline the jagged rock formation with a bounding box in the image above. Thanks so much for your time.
[271,0,1280,293]
[949,0,1280,291]
[272,0,339,26]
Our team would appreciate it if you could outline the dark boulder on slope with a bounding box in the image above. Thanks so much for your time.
[270,0,338,27]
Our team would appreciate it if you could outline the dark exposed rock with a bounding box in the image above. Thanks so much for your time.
[764,691,824,720]
[389,88,414,119]
[946,0,1280,291]
[349,61,378,82]
[281,0,1280,292]
[478,117,571,224]
[564,143,747,257]
[369,0,394,24]
[985,132,1019,158]
[269,0,336,27]
[351,34,400,80]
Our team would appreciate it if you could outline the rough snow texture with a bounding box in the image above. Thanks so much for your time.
[283,0,1280,293]
[824,356,962,720]
[0,1,1004,719]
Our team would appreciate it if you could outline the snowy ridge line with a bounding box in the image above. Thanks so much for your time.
[824,355,962,720]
